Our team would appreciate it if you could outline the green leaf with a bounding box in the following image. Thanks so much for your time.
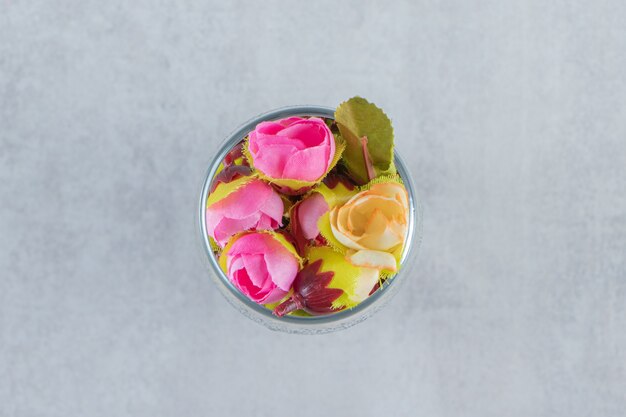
[334,97,396,184]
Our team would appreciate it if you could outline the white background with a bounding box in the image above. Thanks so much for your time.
[1,1,625,416]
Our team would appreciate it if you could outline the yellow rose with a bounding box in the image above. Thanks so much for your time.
[329,182,409,271]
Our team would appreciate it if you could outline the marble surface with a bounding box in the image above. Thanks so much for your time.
[1,1,625,416]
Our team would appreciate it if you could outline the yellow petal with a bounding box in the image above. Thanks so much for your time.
[346,203,367,235]
[350,267,380,303]
[363,208,388,235]
[354,195,404,224]
[330,207,365,250]
[346,194,397,235]
[347,196,380,234]
[357,225,403,251]
[370,182,408,207]
[336,205,353,236]
[390,220,408,241]
[346,249,397,272]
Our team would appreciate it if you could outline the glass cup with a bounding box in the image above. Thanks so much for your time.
[198,105,423,334]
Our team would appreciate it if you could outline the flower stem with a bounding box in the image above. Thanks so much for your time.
[273,295,304,317]
[360,136,376,181]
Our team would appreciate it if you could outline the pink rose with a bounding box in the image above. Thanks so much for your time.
[248,117,336,182]
[205,179,283,247]
[225,232,299,304]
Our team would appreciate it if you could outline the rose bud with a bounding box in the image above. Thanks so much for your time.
[273,246,380,317]
[329,181,409,272]
[205,177,284,247]
[245,117,345,194]
[272,259,342,317]
[219,232,302,304]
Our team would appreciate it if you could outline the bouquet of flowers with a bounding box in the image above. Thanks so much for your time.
[205,97,410,317]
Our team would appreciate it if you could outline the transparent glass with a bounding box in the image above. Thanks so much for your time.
[198,105,423,334]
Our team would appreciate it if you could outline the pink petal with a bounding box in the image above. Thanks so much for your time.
[277,117,304,127]
[253,121,285,136]
[298,193,329,240]
[205,206,223,241]
[258,189,284,224]
[254,134,306,151]
[241,254,268,287]
[206,207,257,247]
[263,239,299,291]
[215,180,275,220]
[228,233,271,257]
[248,132,260,154]
[227,246,290,304]
[206,180,284,246]
[282,146,329,181]
[255,215,272,230]
[227,255,244,275]
[251,144,295,178]
[213,213,261,246]
[257,274,276,297]
[255,213,280,230]
[325,123,335,165]
[260,286,288,304]
[277,121,325,147]
[233,270,280,304]
[232,268,258,294]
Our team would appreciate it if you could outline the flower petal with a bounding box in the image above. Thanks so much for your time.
[263,240,299,291]
[277,117,304,128]
[251,146,294,178]
[206,180,284,246]
[370,182,409,206]
[254,134,304,151]
[232,268,260,299]
[357,226,403,251]
[258,188,284,224]
[346,249,397,272]
[260,286,288,304]
[212,180,274,220]
[363,208,389,236]
[298,193,329,240]
[228,233,271,257]
[330,207,366,250]
[282,146,329,181]
[241,253,268,287]
[255,213,277,230]
[253,120,286,136]
[350,267,380,303]
[227,255,244,275]
[212,213,261,247]
[278,121,326,147]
